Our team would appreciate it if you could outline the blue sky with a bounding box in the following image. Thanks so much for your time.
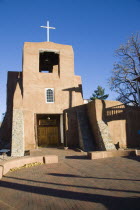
[0,0,140,120]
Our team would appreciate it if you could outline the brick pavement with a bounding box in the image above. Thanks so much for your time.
[0,148,140,210]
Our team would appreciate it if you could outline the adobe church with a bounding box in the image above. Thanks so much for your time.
[5,41,85,156]
[1,32,140,156]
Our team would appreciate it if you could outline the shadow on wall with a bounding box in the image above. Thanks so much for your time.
[102,101,140,149]
[0,72,23,149]
[63,103,95,151]
[64,104,85,148]
[62,84,84,148]
[63,84,96,151]
[63,84,83,108]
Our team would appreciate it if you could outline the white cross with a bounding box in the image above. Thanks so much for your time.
[40,21,55,42]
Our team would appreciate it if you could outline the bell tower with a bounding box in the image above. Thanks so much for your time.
[9,41,83,154]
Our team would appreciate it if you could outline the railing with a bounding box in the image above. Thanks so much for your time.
[104,104,140,121]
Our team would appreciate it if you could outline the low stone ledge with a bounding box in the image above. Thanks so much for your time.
[136,150,140,156]
[88,150,136,160]
[43,155,58,164]
[0,165,3,179]
[1,156,44,175]
[0,155,59,179]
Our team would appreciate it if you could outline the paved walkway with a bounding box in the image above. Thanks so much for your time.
[0,148,140,210]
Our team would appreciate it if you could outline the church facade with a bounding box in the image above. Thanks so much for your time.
[1,41,140,156]
[4,42,84,156]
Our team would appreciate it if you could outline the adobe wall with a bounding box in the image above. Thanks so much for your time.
[22,42,83,114]
[125,107,140,148]
[87,99,140,150]
[64,104,86,148]
[23,110,35,150]
[87,100,127,150]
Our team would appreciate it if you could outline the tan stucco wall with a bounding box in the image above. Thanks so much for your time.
[87,99,127,149]
[104,101,127,148]
[23,110,35,150]
[22,42,83,113]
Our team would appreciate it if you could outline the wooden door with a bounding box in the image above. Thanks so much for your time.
[37,116,59,147]
[38,126,58,146]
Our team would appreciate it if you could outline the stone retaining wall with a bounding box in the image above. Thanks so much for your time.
[11,109,24,156]
[97,120,116,150]
[87,100,117,151]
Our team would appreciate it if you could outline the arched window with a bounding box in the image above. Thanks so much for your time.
[46,88,54,103]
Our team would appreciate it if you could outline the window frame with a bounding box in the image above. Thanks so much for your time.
[45,88,54,103]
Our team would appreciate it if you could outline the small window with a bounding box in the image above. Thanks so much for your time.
[46,88,54,103]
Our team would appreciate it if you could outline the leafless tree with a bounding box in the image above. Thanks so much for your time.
[109,33,140,106]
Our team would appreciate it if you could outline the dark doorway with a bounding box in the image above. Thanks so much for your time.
[36,114,60,147]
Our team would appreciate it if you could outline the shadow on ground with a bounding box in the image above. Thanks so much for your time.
[5,175,140,195]
[123,156,140,162]
[47,173,140,181]
[65,155,88,159]
[0,179,140,210]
